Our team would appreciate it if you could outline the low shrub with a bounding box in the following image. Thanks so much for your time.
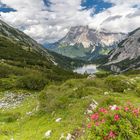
[105,75,136,92]
[98,97,120,108]
[0,65,11,78]
[0,112,20,123]
[85,103,140,140]
[18,73,48,90]
[96,71,111,78]
[39,89,70,112]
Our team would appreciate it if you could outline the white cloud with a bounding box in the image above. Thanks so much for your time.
[0,0,140,43]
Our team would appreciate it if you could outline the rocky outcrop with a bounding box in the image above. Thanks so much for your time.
[101,28,140,72]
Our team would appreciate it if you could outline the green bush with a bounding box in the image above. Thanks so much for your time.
[0,65,11,78]
[99,97,120,107]
[0,78,17,90]
[18,73,48,90]
[105,75,136,92]
[39,86,70,112]
[0,112,20,123]
[96,71,111,78]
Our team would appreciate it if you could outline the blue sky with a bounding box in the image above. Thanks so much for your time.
[0,3,16,13]
[0,0,140,43]
[81,0,112,14]
[0,0,112,14]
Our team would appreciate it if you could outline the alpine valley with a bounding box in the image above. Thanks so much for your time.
[0,10,140,140]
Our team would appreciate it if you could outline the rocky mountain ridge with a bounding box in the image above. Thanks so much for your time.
[47,26,126,60]
[102,28,140,72]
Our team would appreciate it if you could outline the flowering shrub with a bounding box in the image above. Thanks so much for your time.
[86,103,140,140]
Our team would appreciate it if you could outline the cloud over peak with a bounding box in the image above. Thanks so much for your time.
[0,0,140,43]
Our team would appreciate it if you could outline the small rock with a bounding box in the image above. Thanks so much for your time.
[45,130,52,138]
[66,133,72,140]
[59,133,65,140]
[104,92,109,95]
[90,103,97,110]
[26,111,32,115]
[87,109,93,114]
[92,99,98,105]
[87,74,96,80]
[55,118,62,122]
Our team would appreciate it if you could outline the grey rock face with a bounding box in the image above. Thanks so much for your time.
[102,28,140,72]
[47,26,126,59]
[60,26,126,49]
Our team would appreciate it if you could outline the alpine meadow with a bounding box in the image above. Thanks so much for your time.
[0,0,140,140]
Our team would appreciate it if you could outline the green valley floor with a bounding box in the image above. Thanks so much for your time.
[0,72,140,140]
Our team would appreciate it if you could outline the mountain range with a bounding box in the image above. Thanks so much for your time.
[0,19,140,73]
[0,16,140,140]
[47,26,126,61]
[0,19,84,70]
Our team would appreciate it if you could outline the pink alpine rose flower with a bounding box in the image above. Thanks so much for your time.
[87,123,92,128]
[108,131,116,139]
[91,113,99,121]
[99,108,108,114]
[133,108,139,116]
[114,114,120,121]
[95,121,100,126]
[101,119,105,123]
[124,107,129,112]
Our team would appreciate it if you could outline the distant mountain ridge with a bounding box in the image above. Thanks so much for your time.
[0,19,84,69]
[47,26,126,60]
[0,19,52,59]
[101,27,140,72]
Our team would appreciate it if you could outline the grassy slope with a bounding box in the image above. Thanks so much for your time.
[0,35,84,91]
[0,72,140,140]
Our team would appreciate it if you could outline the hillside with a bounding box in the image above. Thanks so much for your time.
[0,19,51,58]
[0,20,84,92]
[101,28,140,72]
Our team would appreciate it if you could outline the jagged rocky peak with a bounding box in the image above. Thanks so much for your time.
[47,25,127,59]
[61,25,91,48]
[59,25,127,49]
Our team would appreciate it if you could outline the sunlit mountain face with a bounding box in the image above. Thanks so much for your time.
[46,26,127,60]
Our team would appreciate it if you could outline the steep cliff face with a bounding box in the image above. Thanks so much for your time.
[47,26,126,60]
[102,28,140,72]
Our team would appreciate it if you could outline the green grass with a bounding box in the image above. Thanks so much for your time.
[0,73,140,139]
